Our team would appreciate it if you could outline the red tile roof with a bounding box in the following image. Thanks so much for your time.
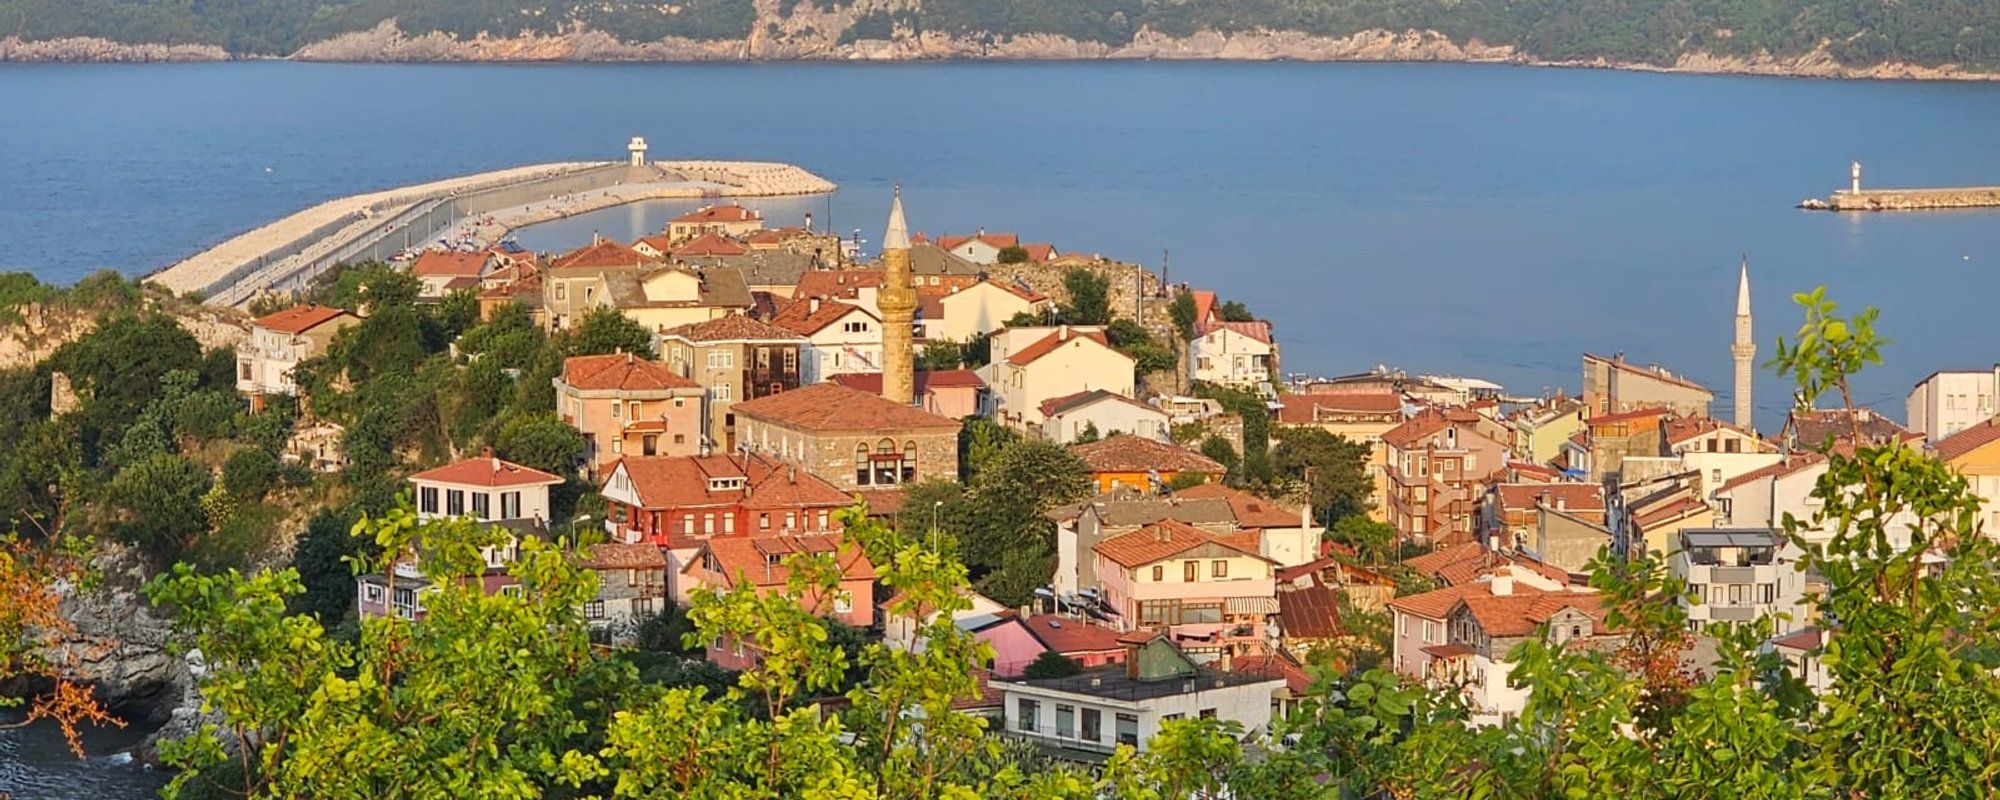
[410,455,564,488]
[1275,392,1403,424]
[1770,626,1824,652]
[1037,389,1155,420]
[1021,615,1125,655]
[1020,243,1056,263]
[730,382,960,433]
[582,542,668,570]
[1932,416,2000,462]
[673,204,761,224]
[770,299,876,336]
[253,304,352,335]
[1190,290,1217,324]
[560,353,698,392]
[830,370,986,396]
[410,250,490,278]
[659,314,802,342]
[1006,328,1115,367]
[1171,483,1306,529]
[1461,591,1608,637]
[794,269,883,299]
[938,232,1019,251]
[1712,453,1826,495]
[1403,542,1570,587]
[1093,518,1265,569]
[1232,653,1313,696]
[1492,483,1606,515]
[608,453,849,513]
[1195,320,1273,345]
[672,231,750,258]
[691,534,874,588]
[1069,435,1226,476]
[552,239,653,270]
[634,234,676,254]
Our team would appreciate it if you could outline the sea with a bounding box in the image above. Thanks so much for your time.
[3,58,2000,795]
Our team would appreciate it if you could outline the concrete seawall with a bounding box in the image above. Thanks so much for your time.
[149,160,836,307]
[1805,186,2000,211]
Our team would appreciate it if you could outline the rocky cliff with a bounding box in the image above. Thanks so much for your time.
[0,35,225,62]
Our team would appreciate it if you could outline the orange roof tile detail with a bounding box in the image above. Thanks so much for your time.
[1069,435,1226,475]
[410,456,565,488]
[561,353,698,392]
[730,382,960,432]
[253,304,351,335]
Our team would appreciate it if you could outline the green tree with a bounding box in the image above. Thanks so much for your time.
[1060,269,1110,325]
[1270,426,1375,523]
[564,306,654,357]
[104,453,211,559]
[492,412,585,477]
[996,245,1030,264]
[1217,300,1254,322]
[1168,292,1198,341]
[919,338,965,372]
[1330,514,1395,565]
[221,447,279,501]
[1022,650,1082,679]
[284,506,369,623]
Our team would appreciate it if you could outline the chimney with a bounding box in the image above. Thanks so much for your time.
[1491,565,1515,596]
[626,351,635,365]
[1059,324,1071,341]
[809,297,820,313]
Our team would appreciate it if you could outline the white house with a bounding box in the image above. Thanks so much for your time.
[1665,418,1784,496]
[357,452,565,621]
[992,633,1284,756]
[1190,321,1277,390]
[936,279,1050,343]
[235,304,360,404]
[980,326,1135,434]
[1041,390,1170,444]
[1671,528,1812,634]
[1387,566,1611,726]
[771,298,883,384]
[1906,368,1999,444]
[408,250,494,300]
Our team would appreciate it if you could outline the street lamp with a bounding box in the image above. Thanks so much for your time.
[931,500,944,552]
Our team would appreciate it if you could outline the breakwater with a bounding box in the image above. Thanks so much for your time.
[1801,186,2000,212]
[148,160,836,307]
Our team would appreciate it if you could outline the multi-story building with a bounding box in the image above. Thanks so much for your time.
[993,632,1284,757]
[657,315,805,451]
[1190,320,1278,391]
[357,453,563,620]
[1039,390,1170,445]
[1907,368,1999,444]
[1387,565,1612,726]
[980,325,1135,434]
[1930,418,2000,535]
[1274,391,1405,522]
[1664,416,1783,495]
[680,534,875,669]
[1581,353,1713,419]
[1672,528,1809,633]
[1051,489,1238,600]
[1382,411,1511,545]
[731,382,961,495]
[769,297,884,384]
[1479,483,1606,552]
[554,353,705,475]
[829,370,986,420]
[409,249,495,300]
[578,542,669,642]
[540,247,752,333]
[1507,398,1586,465]
[235,304,360,408]
[668,203,764,242]
[935,279,1050,342]
[1583,406,1670,480]
[1092,519,1277,658]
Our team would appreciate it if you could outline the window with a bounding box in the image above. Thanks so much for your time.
[703,514,716,534]
[1115,713,1139,746]
[1423,620,1441,643]
[1182,604,1222,624]
[1081,708,1102,742]
[817,510,830,529]
[239,362,253,381]
[1017,699,1039,732]
[724,515,736,534]
[760,513,772,530]
[446,489,465,517]
[612,402,623,420]
[583,600,605,620]
[500,585,524,599]
[756,348,771,368]
[1199,708,1217,720]
[683,515,695,536]
[834,593,853,614]
[708,351,733,369]
[1212,560,1229,578]
[501,492,521,520]
[633,598,654,617]
[626,569,640,587]
[856,443,872,486]
[1184,561,1198,582]
[1139,600,1176,626]
[643,435,658,456]
[843,321,869,333]
[471,492,490,520]
[1056,704,1075,738]
[712,384,732,402]
[612,438,623,455]
[1397,615,1408,637]
[363,584,384,604]
[783,350,797,371]
[1151,565,1164,582]
[901,441,916,483]
[419,486,439,514]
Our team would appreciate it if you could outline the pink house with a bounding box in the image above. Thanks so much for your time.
[1091,520,1278,657]
[1020,614,1127,669]
[555,353,707,476]
[680,534,876,670]
[964,614,1050,677]
[829,369,985,420]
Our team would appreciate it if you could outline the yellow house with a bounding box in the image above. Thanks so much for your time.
[543,264,752,333]
[1510,399,1587,465]
[1932,418,2000,534]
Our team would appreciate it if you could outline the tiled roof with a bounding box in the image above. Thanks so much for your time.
[1050,490,1237,527]
[1492,483,1605,515]
[410,455,564,488]
[1005,328,1115,367]
[560,353,698,392]
[692,534,874,588]
[1038,389,1156,420]
[410,250,490,278]
[1275,392,1402,424]
[673,203,760,224]
[582,542,667,570]
[1788,407,1916,448]
[1172,483,1305,529]
[909,243,983,276]
[1587,406,1672,427]
[253,304,351,335]
[660,313,802,343]
[673,231,750,257]
[1386,582,1490,621]
[1019,243,1057,263]
[855,488,906,516]
[609,453,849,513]
[1093,519,1264,569]
[552,239,654,270]
[1662,416,1758,446]
[1190,290,1217,324]
[1461,591,1607,637]
[1278,584,1344,639]
[1196,320,1273,345]
[1069,435,1226,475]
[830,370,986,396]
[1404,542,1570,587]
[794,269,883,299]
[1932,416,2000,462]
[1380,411,1453,450]
[771,298,876,336]
[937,232,1019,250]
[634,234,675,254]
[1713,453,1826,495]
[730,382,960,433]
[1232,653,1313,696]
[1021,615,1125,655]
[1632,495,1708,529]
[1770,626,1824,652]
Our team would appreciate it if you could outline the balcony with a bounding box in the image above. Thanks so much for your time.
[1707,605,1759,622]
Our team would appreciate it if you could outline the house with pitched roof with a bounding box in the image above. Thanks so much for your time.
[1382,411,1512,546]
[1171,483,1322,569]
[1190,320,1278,391]
[1508,398,1587,465]
[554,353,706,474]
[1070,435,1228,495]
[1583,406,1672,480]
[908,243,985,294]
[1930,417,2000,535]
[1780,407,1922,452]
[981,325,1136,434]
[541,241,752,332]
[1387,565,1613,725]
[358,453,565,620]
[1275,391,1406,522]
[830,369,985,420]
[1040,390,1169,445]
[731,382,962,494]
[235,304,361,408]
[668,203,764,241]
[936,231,1020,265]
[408,249,495,300]
[579,542,670,642]
[681,534,875,669]
[1050,488,1239,601]
[1907,368,2000,444]
[936,279,1051,342]
[993,632,1284,757]
[597,452,850,600]
[769,297,883,384]
[657,314,806,451]
[1479,482,1606,551]
[670,231,751,259]
[1093,519,1278,657]
[1020,614,1129,669]
[1581,353,1714,419]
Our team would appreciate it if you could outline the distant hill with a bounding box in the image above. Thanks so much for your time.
[3,0,1998,75]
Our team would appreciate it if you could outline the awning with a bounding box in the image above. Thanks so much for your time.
[1225,597,1279,615]
[1422,643,1475,659]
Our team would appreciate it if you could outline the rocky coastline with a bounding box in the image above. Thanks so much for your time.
[3,23,1997,83]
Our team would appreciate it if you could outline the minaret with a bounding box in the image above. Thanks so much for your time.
[879,186,917,405]
[1732,255,1755,430]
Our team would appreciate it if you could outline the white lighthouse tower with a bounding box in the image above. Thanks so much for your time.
[627,136,649,167]
[1850,160,1862,194]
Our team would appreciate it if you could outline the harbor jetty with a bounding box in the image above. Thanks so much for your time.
[148,140,835,307]
[1799,161,2000,212]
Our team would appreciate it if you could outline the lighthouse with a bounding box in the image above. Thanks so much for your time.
[628,136,649,167]
[1850,160,1862,194]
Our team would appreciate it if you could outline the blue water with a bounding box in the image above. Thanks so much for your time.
[5,61,2000,430]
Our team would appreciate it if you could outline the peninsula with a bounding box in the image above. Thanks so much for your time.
[5,0,2000,82]
[147,143,834,306]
